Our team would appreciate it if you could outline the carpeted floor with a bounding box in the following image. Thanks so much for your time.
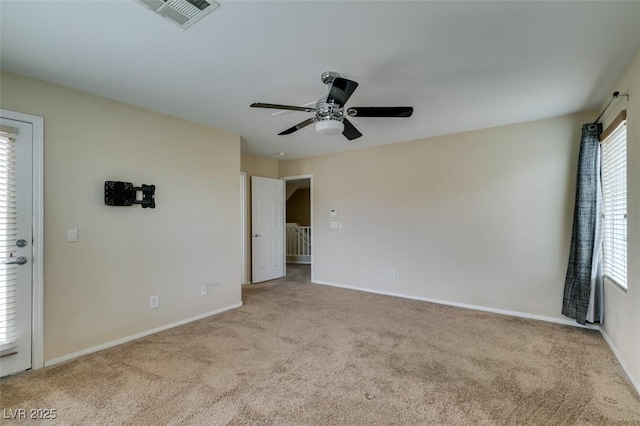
[1,264,639,425]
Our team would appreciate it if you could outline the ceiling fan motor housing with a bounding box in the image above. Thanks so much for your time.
[315,99,344,121]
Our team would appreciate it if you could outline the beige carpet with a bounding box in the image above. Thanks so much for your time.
[1,265,639,425]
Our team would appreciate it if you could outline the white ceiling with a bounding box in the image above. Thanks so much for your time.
[1,1,639,160]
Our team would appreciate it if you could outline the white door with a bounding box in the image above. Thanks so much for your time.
[0,118,33,377]
[251,176,285,283]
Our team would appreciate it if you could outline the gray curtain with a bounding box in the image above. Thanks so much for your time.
[562,123,604,325]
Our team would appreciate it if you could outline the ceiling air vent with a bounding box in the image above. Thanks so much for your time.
[135,0,220,29]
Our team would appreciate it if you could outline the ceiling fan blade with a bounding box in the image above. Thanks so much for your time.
[342,118,362,141]
[278,117,318,135]
[347,106,413,118]
[327,78,359,107]
[251,103,315,113]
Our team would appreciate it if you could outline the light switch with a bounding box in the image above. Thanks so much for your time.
[330,221,339,229]
[67,228,79,242]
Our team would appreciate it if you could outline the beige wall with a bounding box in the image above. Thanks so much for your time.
[287,188,311,226]
[280,111,593,320]
[241,154,279,283]
[600,48,640,391]
[241,154,279,180]
[1,71,241,362]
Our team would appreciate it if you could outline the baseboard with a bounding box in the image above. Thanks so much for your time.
[599,327,640,396]
[312,280,599,330]
[44,302,243,368]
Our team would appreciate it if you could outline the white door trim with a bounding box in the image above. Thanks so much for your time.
[281,174,313,282]
[240,172,248,285]
[0,109,44,371]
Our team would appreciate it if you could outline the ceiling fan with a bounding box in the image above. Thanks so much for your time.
[250,71,413,141]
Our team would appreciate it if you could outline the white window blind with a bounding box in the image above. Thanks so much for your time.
[0,127,18,352]
[601,118,627,289]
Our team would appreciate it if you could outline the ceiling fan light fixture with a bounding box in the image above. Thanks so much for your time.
[315,120,344,135]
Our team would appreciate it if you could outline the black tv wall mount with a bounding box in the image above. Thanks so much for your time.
[105,181,155,208]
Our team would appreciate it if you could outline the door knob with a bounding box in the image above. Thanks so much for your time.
[4,256,28,265]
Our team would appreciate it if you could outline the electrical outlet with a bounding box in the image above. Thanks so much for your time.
[201,285,208,296]
[390,270,396,278]
[149,295,159,309]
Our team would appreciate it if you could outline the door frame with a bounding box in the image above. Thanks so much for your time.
[240,172,248,285]
[281,174,313,282]
[0,109,44,371]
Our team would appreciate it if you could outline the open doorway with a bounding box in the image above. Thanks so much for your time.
[282,175,312,279]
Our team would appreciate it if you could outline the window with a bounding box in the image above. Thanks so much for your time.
[601,111,627,289]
